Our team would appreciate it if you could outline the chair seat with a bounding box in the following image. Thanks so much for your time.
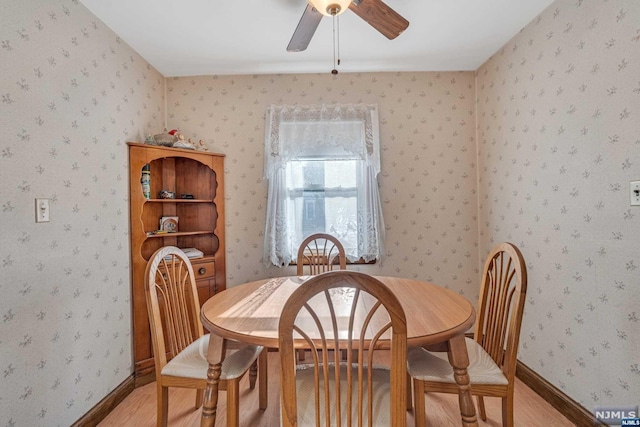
[286,363,392,426]
[161,334,263,381]
[407,337,508,386]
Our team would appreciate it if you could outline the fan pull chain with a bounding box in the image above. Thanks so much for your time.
[337,14,341,66]
[331,14,341,75]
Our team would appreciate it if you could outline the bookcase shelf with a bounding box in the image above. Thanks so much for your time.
[145,230,215,238]
[128,142,226,378]
[144,198,213,203]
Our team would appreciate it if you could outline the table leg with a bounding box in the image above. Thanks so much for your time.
[200,334,226,427]
[447,335,478,427]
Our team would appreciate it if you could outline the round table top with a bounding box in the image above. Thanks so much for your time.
[201,275,475,348]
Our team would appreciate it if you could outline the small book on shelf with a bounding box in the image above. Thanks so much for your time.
[182,248,204,259]
[164,247,204,261]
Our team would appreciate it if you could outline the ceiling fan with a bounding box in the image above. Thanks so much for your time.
[287,0,409,52]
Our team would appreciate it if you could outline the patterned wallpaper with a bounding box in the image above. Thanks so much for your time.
[165,72,479,292]
[0,0,164,425]
[476,0,639,411]
[2,0,636,424]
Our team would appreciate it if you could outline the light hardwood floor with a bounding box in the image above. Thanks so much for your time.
[99,352,574,426]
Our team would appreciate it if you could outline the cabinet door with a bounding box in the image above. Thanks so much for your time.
[196,278,213,306]
[192,259,215,305]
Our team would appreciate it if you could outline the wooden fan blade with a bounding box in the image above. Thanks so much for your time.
[349,0,409,40]
[287,4,323,52]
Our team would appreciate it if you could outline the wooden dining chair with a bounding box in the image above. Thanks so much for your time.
[296,233,348,362]
[279,270,408,427]
[296,233,347,276]
[407,242,527,427]
[145,246,268,427]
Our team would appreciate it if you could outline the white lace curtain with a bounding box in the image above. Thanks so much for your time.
[263,103,385,267]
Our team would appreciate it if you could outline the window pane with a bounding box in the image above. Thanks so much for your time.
[286,159,359,253]
[303,160,324,188]
[325,160,356,188]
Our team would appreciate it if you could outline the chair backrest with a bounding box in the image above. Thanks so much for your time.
[296,233,347,276]
[145,246,203,377]
[279,271,407,427]
[474,242,527,383]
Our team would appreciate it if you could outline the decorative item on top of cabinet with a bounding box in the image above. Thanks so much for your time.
[128,142,226,379]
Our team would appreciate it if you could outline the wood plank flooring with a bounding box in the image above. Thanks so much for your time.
[99,352,574,426]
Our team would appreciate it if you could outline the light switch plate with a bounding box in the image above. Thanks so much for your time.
[35,198,50,222]
[631,181,640,206]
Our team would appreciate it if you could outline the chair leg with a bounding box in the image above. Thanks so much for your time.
[195,389,203,409]
[477,395,487,421]
[258,348,268,410]
[406,373,413,411]
[157,383,168,427]
[297,348,306,362]
[502,394,514,427]
[413,378,426,427]
[227,379,240,427]
[249,359,258,390]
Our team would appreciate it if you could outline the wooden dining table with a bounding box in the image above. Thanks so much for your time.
[199,275,478,427]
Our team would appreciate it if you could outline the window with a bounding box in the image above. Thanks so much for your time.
[263,104,384,267]
[287,158,359,254]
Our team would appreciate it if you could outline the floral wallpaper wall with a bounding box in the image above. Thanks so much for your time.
[0,0,164,425]
[5,0,635,424]
[166,72,479,295]
[476,0,639,411]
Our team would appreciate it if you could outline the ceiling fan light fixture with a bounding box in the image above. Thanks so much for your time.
[308,0,351,16]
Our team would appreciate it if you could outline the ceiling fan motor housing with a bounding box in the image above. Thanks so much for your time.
[309,0,351,16]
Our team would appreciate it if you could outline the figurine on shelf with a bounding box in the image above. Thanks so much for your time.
[189,138,209,152]
[173,134,196,150]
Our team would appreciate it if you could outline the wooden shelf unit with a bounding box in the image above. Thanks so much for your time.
[145,231,215,238]
[128,142,226,378]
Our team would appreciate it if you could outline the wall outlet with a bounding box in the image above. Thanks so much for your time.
[631,181,640,206]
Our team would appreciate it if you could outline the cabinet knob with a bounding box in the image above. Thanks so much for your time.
[198,267,206,275]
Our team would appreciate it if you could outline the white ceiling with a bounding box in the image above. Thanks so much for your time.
[80,0,554,77]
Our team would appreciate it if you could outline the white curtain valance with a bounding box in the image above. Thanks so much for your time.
[264,104,381,178]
